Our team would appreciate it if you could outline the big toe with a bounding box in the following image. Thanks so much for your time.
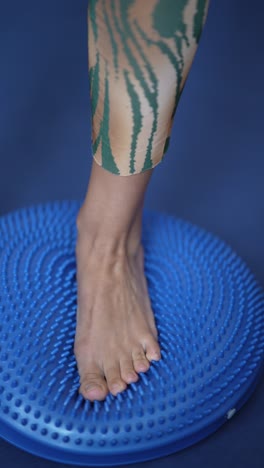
[79,366,108,401]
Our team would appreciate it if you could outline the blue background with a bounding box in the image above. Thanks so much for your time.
[0,0,263,467]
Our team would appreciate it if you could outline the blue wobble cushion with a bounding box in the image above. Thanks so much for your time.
[0,201,264,466]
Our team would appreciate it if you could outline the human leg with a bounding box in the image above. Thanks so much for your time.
[75,0,210,401]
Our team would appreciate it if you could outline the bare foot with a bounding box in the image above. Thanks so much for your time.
[74,227,161,401]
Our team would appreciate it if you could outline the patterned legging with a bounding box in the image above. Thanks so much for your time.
[88,0,210,176]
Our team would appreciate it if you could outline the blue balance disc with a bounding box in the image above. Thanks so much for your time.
[0,201,264,466]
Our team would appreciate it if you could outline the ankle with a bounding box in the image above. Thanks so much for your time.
[76,205,143,259]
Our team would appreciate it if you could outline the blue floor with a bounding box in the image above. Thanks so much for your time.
[0,0,264,467]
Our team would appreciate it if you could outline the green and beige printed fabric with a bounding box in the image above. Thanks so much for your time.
[88,0,209,176]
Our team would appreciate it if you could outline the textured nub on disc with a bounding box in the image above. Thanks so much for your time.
[0,201,263,466]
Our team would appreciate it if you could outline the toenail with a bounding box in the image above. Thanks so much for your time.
[111,383,124,393]
[137,363,149,371]
[151,353,161,361]
[127,373,137,381]
[85,385,102,393]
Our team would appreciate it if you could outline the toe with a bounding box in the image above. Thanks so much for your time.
[120,356,139,384]
[104,361,127,396]
[132,347,150,373]
[143,334,161,362]
[79,364,108,401]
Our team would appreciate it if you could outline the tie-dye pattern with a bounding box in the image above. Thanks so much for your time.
[88,0,209,175]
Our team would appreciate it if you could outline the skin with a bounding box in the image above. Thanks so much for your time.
[74,0,210,401]
[74,158,161,401]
